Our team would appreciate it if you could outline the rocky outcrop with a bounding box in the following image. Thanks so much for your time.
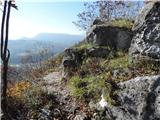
[129,2,160,62]
[62,48,83,68]
[100,75,160,120]
[87,47,110,58]
[86,24,133,51]
[91,18,105,26]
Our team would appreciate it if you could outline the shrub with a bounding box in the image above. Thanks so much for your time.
[7,80,57,119]
[7,81,31,98]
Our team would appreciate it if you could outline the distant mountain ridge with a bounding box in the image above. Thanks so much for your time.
[8,33,84,64]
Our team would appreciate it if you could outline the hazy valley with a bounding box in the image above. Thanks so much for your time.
[8,33,83,64]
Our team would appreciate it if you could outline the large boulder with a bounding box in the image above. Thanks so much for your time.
[86,24,133,51]
[100,75,160,120]
[62,48,83,68]
[129,2,160,62]
[91,18,105,26]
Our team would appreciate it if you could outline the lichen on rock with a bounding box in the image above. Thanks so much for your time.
[129,1,160,62]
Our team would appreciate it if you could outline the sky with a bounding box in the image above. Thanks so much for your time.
[0,0,144,40]
[0,0,89,39]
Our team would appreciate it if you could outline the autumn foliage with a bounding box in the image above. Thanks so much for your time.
[7,81,31,98]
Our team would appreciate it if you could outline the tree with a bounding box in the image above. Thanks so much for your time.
[1,0,17,118]
[73,0,142,31]
[20,42,55,80]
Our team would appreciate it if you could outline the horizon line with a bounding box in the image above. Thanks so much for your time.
[9,32,85,40]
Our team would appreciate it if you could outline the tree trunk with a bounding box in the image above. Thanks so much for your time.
[1,1,11,117]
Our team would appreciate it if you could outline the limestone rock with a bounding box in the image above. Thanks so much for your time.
[129,2,160,62]
[91,18,105,26]
[86,25,132,51]
[74,113,87,120]
[104,75,160,120]
[87,47,110,58]
[62,48,83,68]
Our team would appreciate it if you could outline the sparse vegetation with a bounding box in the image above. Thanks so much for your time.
[73,41,93,51]
[73,1,141,30]
[2,0,159,119]
[65,43,160,105]
[7,80,57,119]
[6,39,160,119]
[111,19,134,29]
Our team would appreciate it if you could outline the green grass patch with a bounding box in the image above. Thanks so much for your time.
[111,19,133,29]
[67,73,117,105]
[67,75,88,99]
[107,54,131,69]
[66,48,160,107]
[73,42,93,51]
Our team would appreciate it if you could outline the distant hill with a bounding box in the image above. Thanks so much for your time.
[8,33,84,64]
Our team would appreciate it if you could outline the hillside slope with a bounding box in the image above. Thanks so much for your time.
[5,1,160,120]
[8,33,83,64]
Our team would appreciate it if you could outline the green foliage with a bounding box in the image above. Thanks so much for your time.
[103,87,115,106]
[107,54,131,69]
[74,42,93,51]
[23,85,44,109]
[67,48,159,106]
[67,72,117,105]
[7,82,57,119]
[45,53,63,72]
[68,76,88,99]
[111,19,134,29]
[73,1,141,30]
[81,57,105,75]
[133,60,160,76]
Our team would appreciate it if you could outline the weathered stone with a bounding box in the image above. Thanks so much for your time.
[86,25,132,51]
[87,47,110,58]
[62,48,83,68]
[102,75,160,120]
[129,2,160,62]
[117,30,133,51]
[91,18,105,26]
[74,113,87,120]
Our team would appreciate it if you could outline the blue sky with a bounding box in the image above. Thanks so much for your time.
[1,0,143,39]
[0,0,88,39]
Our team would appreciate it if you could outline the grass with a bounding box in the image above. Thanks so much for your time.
[66,48,160,105]
[7,36,159,118]
[67,75,87,99]
[66,46,159,104]
[111,19,134,29]
[68,74,113,103]
[67,72,119,106]
[7,80,57,119]
[107,54,130,69]
[73,41,93,51]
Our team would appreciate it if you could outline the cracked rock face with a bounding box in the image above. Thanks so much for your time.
[86,25,132,51]
[129,2,160,61]
[105,75,160,120]
[62,48,83,68]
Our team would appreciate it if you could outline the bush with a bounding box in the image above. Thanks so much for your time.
[7,80,57,119]
[7,81,31,98]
